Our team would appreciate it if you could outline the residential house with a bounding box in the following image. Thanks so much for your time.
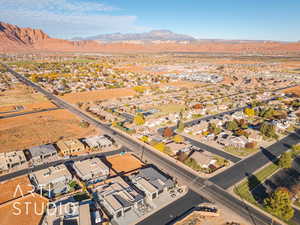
[44,198,92,225]
[185,121,208,135]
[228,136,248,148]
[216,133,231,146]
[190,151,217,169]
[73,158,109,185]
[218,104,228,111]
[30,164,72,197]
[209,118,223,127]
[246,129,263,142]
[205,133,215,141]
[56,139,85,156]
[28,144,57,163]
[287,112,298,122]
[145,117,168,128]
[95,176,144,219]
[0,153,9,172]
[232,111,245,120]
[206,105,218,113]
[130,167,174,201]
[83,135,113,150]
[272,120,290,132]
[4,151,26,169]
[166,142,190,155]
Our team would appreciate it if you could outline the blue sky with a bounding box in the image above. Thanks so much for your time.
[0,0,299,41]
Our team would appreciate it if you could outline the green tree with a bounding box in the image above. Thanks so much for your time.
[264,187,294,221]
[208,123,222,135]
[134,113,145,126]
[291,144,300,158]
[239,119,249,129]
[177,120,185,132]
[261,108,275,119]
[260,122,277,139]
[225,120,239,131]
[278,152,293,169]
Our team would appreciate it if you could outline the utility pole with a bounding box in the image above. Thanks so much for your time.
[141,146,145,162]
[234,184,257,225]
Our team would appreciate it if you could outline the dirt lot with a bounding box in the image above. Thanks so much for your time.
[61,81,205,105]
[0,109,97,152]
[0,84,47,106]
[0,193,48,225]
[106,153,144,174]
[61,87,136,104]
[283,85,300,96]
[0,176,32,204]
[0,105,15,113]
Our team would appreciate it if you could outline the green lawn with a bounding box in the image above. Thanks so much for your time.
[234,162,279,202]
[233,162,299,225]
[155,104,185,116]
[224,146,259,157]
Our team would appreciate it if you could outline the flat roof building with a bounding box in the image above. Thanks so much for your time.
[83,135,113,149]
[95,176,144,220]
[1,151,27,170]
[44,198,92,225]
[73,158,109,185]
[28,144,57,162]
[0,153,8,172]
[30,164,72,197]
[56,139,85,156]
[130,167,174,201]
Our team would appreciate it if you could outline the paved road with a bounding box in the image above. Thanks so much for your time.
[0,107,60,119]
[2,63,286,225]
[166,98,280,132]
[135,144,282,225]
[0,148,126,182]
[137,190,207,225]
[197,84,298,105]
[120,112,134,122]
[183,135,241,163]
[209,129,300,189]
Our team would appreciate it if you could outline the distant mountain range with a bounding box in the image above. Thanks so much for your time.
[1,21,300,54]
[72,29,196,42]
[72,30,281,44]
